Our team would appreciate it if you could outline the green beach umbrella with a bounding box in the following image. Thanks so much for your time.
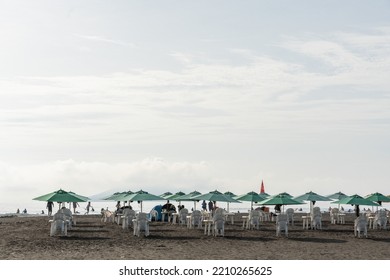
[327,191,348,200]
[194,190,240,212]
[33,189,89,206]
[224,191,239,212]
[68,191,90,202]
[165,191,186,201]
[224,191,237,197]
[164,191,186,209]
[176,190,202,201]
[103,192,121,200]
[327,191,348,210]
[176,190,203,210]
[269,192,293,198]
[105,191,135,209]
[194,190,239,202]
[122,190,165,212]
[365,192,390,206]
[104,191,133,201]
[259,193,304,213]
[113,190,136,208]
[160,191,173,198]
[294,191,331,203]
[294,191,331,214]
[332,194,379,206]
[332,194,379,216]
[234,191,268,210]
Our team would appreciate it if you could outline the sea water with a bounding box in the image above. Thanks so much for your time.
[0,199,356,216]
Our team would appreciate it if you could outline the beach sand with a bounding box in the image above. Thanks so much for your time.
[1,212,389,260]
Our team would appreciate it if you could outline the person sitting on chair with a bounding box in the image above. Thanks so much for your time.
[162,200,176,212]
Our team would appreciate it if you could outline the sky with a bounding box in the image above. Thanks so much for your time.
[1,0,390,211]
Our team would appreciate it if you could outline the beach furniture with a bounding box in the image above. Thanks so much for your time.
[133,212,150,237]
[242,214,249,229]
[311,214,322,230]
[354,215,368,238]
[178,208,189,226]
[58,207,74,229]
[203,219,213,235]
[330,208,339,224]
[248,210,261,230]
[373,209,387,230]
[224,212,235,224]
[190,210,202,229]
[122,209,136,230]
[310,207,322,230]
[276,213,288,237]
[149,209,158,222]
[213,215,225,237]
[258,210,270,222]
[285,208,294,225]
[302,214,311,229]
[49,212,68,237]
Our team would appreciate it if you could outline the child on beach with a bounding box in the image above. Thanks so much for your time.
[86,202,94,214]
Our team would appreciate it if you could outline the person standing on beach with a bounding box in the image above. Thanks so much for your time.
[202,200,207,211]
[47,201,54,216]
[354,204,360,217]
[208,201,213,212]
[72,202,79,214]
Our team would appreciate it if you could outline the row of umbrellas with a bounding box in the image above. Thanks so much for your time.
[33,189,390,214]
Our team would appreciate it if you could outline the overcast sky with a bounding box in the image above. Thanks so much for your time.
[1,0,390,208]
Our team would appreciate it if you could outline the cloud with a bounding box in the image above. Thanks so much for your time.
[2,27,390,146]
[0,158,214,202]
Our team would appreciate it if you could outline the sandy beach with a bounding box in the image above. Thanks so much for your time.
[1,212,389,260]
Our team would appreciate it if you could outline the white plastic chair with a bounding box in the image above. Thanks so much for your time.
[58,208,74,229]
[179,208,189,226]
[311,207,322,230]
[311,214,322,230]
[373,210,387,230]
[213,215,225,236]
[249,210,261,230]
[276,214,288,237]
[191,210,203,228]
[258,210,270,222]
[285,208,294,225]
[133,212,150,237]
[330,208,339,224]
[149,209,158,222]
[354,215,368,238]
[49,212,67,237]
[122,209,136,230]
